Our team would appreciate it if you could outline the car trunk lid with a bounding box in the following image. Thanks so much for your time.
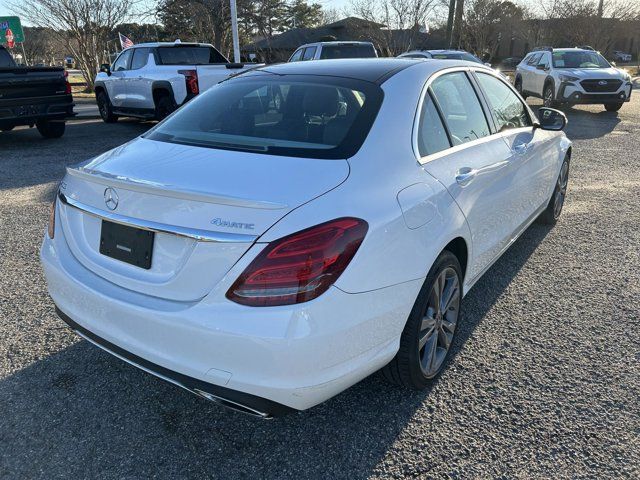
[58,138,349,301]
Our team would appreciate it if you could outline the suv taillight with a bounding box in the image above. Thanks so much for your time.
[226,218,368,307]
[63,70,71,95]
[178,69,199,95]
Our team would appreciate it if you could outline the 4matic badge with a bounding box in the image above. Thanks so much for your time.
[211,218,255,230]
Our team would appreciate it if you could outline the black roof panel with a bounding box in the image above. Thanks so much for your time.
[254,58,421,84]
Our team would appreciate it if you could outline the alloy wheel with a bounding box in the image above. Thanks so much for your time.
[418,267,460,378]
[544,88,554,107]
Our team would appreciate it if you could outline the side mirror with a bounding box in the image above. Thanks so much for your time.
[536,107,567,131]
[610,61,617,67]
[100,63,111,75]
[484,62,492,67]
[536,64,548,70]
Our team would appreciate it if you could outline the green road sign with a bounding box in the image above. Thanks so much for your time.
[0,16,25,44]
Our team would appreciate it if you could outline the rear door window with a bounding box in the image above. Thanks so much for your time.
[429,72,490,146]
[131,48,150,70]
[157,46,228,65]
[417,93,451,156]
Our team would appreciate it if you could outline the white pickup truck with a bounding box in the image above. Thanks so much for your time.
[94,42,259,122]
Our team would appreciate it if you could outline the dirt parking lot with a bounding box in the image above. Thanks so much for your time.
[0,98,639,478]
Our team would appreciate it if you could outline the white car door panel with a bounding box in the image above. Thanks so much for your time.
[126,48,154,110]
[417,71,522,280]
[108,49,133,108]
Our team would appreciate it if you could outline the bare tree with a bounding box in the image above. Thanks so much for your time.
[461,0,524,58]
[10,0,134,91]
[349,0,441,54]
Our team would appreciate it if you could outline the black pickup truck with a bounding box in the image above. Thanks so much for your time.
[0,46,74,138]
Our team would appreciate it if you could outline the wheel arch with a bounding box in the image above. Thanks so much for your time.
[152,81,175,105]
[544,76,556,94]
[94,82,107,98]
[442,237,468,284]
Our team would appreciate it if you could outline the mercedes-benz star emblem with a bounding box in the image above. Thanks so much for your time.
[104,187,119,211]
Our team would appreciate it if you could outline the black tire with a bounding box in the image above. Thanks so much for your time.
[382,251,463,389]
[515,76,527,99]
[155,94,175,121]
[543,83,557,108]
[604,102,623,112]
[36,120,65,139]
[537,157,570,225]
[97,91,118,123]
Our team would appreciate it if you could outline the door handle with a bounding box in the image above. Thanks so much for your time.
[513,143,530,155]
[455,167,477,186]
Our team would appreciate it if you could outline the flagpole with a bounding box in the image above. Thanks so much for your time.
[229,0,241,63]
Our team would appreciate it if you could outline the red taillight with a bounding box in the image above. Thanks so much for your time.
[178,69,199,95]
[48,197,56,239]
[227,218,368,307]
[63,70,71,95]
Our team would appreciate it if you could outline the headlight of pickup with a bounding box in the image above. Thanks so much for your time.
[559,75,579,83]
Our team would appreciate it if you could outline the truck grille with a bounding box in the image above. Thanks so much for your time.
[580,79,622,93]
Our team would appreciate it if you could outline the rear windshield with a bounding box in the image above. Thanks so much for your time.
[431,52,483,64]
[156,46,228,65]
[319,44,376,60]
[0,48,16,67]
[145,74,383,159]
[552,51,610,69]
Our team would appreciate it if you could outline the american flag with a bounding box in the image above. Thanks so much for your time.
[119,33,134,49]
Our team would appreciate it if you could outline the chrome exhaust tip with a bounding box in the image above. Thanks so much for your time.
[193,388,273,419]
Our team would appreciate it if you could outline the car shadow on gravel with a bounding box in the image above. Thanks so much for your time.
[562,108,622,140]
[0,224,552,479]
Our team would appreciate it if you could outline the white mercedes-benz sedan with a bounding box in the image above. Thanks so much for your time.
[41,59,571,417]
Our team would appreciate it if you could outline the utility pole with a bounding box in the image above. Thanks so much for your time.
[452,0,464,49]
[445,0,456,48]
[230,0,241,63]
[597,0,604,18]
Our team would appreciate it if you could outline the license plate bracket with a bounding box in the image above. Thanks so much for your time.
[99,220,154,269]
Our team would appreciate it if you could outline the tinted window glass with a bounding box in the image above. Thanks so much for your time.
[537,53,549,68]
[145,75,383,159]
[302,47,317,60]
[526,53,542,65]
[131,48,150,70]
[476,73,531,132]
[431,52,482,64]
[157,46,227,65]
[0,48,15,67]
[401,53,430,59]
[112,49,132,71]
[319,44,376,59]
[417,93,451,156]
[429,72,490,145]
[289,49,303,62]
[552,50,610,68]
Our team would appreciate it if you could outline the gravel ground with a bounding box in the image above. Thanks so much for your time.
[0,99,639,479]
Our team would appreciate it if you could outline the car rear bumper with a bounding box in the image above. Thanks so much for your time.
[41,225,420,414]
[0,94,75,126]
